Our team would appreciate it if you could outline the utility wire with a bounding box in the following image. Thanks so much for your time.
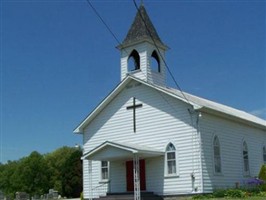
[132,0,191,105]
[0,0,3,163]
[85,0,122,46]
[85,0,190,105]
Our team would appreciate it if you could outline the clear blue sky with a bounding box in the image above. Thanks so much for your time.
[1,0,265,163]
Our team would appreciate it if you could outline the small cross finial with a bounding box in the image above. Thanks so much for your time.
[140,0,144,6]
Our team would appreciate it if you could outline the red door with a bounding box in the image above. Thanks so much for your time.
[126,160,146,191]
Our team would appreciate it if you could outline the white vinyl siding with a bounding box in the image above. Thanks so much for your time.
[120,42,166,86]
[82,81,201,198]
[200,113,266,193]
[81,79,266,198]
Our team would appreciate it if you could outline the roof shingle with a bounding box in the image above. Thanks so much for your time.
[119,4,166,48]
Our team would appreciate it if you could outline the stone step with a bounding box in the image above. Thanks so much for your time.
[97,192,163,200]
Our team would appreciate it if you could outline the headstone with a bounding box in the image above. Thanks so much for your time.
[47,189,58,199]
[15,192,29,200]
[0,191,4,200]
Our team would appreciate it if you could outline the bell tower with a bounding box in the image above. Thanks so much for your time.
[117,4,169,86]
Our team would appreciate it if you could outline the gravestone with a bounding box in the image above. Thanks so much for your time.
[47,189,58,199]
[15,192,29,200]
[0,191,4,200]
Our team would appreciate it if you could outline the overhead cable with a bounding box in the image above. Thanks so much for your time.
[85,0,122,46]
[132,0,191,105]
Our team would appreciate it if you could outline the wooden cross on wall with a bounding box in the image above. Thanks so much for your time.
[126,97,143,132]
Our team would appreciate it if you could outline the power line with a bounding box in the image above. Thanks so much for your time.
[132,0,191,105]
[0,0,3,164]
[85,0,122,46]
[85,0,191,105]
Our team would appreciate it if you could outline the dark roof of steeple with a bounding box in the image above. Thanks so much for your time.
[118,4,167,49]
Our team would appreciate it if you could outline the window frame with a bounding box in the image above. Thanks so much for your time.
[242,141,250,176]
[100,161,109,181]
[165,143,179,177]
[213,135,222,175]
[263,146,266,164]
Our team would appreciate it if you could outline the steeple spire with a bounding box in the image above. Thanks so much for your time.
[118,4,167,49]
[118,4,168,87]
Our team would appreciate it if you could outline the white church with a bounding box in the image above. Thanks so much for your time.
[74,4,266,200]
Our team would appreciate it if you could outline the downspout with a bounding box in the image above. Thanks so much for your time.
[196,110,204,194]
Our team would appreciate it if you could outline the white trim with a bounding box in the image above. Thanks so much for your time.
[262,145,266,164]
[100,161,109,181]
[242,140,250,177]
[74,76,266,134]
[82,141,164,161]
[212,134,222,175]
[164,142,179,177]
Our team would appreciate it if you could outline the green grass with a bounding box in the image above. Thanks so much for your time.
[183,197,266,200]
[202,198,265,200]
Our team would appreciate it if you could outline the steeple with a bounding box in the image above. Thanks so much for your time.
[118,4,168,86]
[119,4,167,49]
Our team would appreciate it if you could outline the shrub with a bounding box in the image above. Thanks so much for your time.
[80,192,83,200]
[212,189,226,198]
[225,189,246,198]
[192,194,213,199]
[259,165,266,181]
[258,191,266,197]
[259,183,266,192]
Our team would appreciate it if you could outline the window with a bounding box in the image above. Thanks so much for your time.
[213,136,222,174]
[165,143,177,176]
[263,146,266,164]
[151,50,160,72]
[101,161,109,180]
[243,141,250,176]
[128,50,140,71]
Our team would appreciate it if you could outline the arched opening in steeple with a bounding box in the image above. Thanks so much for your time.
[128,50,140,71]
[151,50,160,72]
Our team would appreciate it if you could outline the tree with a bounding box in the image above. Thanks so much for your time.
[61,148,82,198]
[12,151,50,196]
[45,146,81,195]
[0,146,82,198]
[0,160,19,198]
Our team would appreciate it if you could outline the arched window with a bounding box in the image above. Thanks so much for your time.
[151,50,160,72]
[128,50,140,71]
[243,141,250,176]
[213,136,222,174]
[263,146,266,164]
[165,143,178,176]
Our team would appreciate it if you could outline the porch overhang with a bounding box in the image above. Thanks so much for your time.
[82,141,164,161]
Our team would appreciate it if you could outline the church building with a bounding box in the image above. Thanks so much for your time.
[74,4,266,200]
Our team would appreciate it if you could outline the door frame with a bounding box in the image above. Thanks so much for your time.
[126,159,146,191]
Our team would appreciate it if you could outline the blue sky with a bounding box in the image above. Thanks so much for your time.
[1,0,265,163]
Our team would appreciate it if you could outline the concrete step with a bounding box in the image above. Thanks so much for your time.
[97,192,163,200]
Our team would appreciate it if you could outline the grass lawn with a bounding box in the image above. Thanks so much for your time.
[205,198,265,200]
[183,198,266,200]
[210,198,263,200]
